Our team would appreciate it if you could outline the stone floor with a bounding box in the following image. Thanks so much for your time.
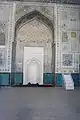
[0,87,80,120]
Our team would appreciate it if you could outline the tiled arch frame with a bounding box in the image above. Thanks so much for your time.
[11,10,55,85]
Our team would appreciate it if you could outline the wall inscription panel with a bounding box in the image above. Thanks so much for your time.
[62,54,73,67]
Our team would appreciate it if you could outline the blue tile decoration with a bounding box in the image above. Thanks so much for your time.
[0,73,79,87]
[15,72,23,85]
[56,74,63,86]
[43,73,54,84]
[71,73,80,87]
[0,73,10,86]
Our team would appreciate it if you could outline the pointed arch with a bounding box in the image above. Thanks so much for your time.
[15,10,54,39]
[11,10,55,86]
